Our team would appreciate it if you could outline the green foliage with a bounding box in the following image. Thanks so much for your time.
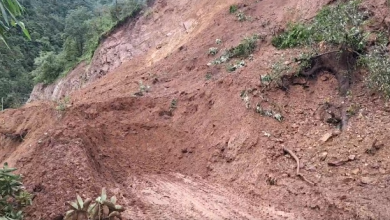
[208,47,218,56]
[229,5,238,14]
[272,0,368,51]
[0,163,32,220]
[208,35,257,72]
[235,11,247,22]
[64,195,91,220]
[1,0,145,109]
[271,23,311,49]
[0,0,30,46]
[56,96,71,112]
[228,35,258,59]
[65,188,125,220]
[31,51,64,84]
[360,47,390,98]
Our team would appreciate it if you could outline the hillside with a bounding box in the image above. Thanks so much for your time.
[1,0,390,219]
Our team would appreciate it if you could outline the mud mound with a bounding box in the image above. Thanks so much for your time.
[1,0,390,219]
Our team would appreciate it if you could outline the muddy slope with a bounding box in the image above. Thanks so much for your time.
[1,0,390,219]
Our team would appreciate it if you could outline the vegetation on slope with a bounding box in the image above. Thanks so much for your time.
[269,0,390,99]
[0,0,145,109]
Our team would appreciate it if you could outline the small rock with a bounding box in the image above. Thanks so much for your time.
[181,148,188,153]
[320,130,340,143]
[352,168,360,175]
[348,155,356,161]
[306,165,316,172]
[291,124,299,129]
[379,168,386,174]
[319,152,328,161]
[361,176,375,184]
[320,132,333,143]
[320,75,329,81]
[343,177,354,183]
[371,163,380,169]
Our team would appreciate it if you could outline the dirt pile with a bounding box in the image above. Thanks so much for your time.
[1,0,390,219]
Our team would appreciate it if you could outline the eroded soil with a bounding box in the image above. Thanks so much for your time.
[1,0,390,219]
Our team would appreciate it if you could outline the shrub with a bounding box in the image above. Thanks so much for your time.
[227,35,258,58]
[270,0,390,98]
[229,5,238,14]
[0,163,32,220]
[272,0,368,52]
[31,51,64,84]
[65,188,125,220]
[360,47,390,98]
[271,23,311,49]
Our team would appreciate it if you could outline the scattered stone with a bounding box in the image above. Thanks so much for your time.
[379,168,386,174]
[348,155,356,161]
[343,177,354,183]
[320,130,340,143]
[352,168,360,175]
[320,75,330,81]
[371,163,380,169]
[361,177,375,185]
[319,152,328,161]
[306,165,316,172]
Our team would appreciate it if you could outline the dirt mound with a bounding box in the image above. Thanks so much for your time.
[1,0,390,219]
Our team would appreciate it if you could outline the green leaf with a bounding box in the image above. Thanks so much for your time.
[76,194,83,209]
[114,204,125,212]
[110,195,117,204]
[83,198,92,211]
[64,210,75,220]
[0,3,9,25]
[66,201,79,211]
[101,188,107,201]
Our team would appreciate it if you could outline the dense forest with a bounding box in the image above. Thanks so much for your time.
[0,0,145,109]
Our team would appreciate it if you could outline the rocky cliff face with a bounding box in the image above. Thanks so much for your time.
[28,0,199,102]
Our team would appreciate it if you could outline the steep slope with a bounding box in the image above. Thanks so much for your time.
[1,0,390,219]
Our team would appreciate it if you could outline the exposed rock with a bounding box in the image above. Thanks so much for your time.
[319,152,328,161]
[361,177,376,185]
[352,168,360,175]
[320,130,340,143]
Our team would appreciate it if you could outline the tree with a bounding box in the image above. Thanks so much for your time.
[63,6,93,58]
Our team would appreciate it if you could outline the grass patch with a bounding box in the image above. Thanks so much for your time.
[269,0,390,98]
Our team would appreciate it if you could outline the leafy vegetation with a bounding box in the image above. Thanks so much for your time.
[0,163,32,220]
[65,188,125,220]
[0,0,30,46]
[270,0,390,98]
[229,5,238,14]
[272,0,368,51]
[0,0,146,109]
[361,47,390,98]
[227,35,258,59]
[208,35,258,67]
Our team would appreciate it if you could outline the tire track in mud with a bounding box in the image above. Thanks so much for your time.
[123,173,304,220]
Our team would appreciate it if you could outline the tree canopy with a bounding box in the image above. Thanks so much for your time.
[0,0,145,109]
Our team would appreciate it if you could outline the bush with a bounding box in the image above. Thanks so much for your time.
[271,23,311,49]
[31,51,64,84]
[272,0,368,51]
[361,47,390,98]
[65,188,125,220]
[0,163,32,220]
[270,0,390,98]
[229,5,238,14]
[227,35,258,58]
